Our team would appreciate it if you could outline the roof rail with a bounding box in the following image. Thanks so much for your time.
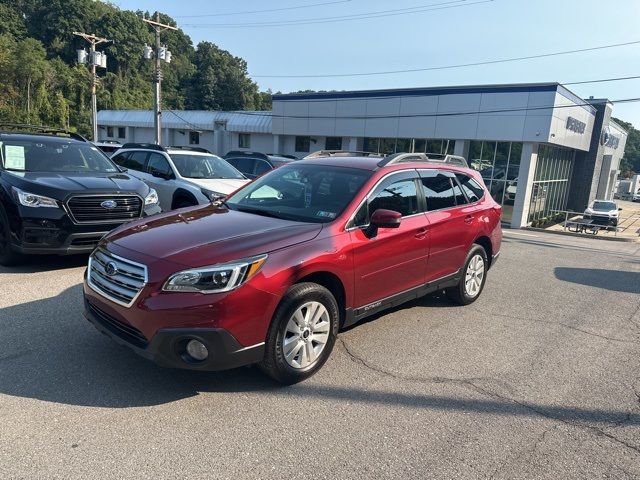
[223,150,269,160]
[0,123,87,142]
[303,150,382,159]
[378,152,468,168]
[121,143,166,152]
[168,146,212,154]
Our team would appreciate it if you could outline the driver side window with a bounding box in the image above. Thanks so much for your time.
[352,176,419,227]
[147,153,172,177]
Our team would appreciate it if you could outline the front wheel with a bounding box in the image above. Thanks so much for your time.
[259,282,339,384]
[0,207,23,267]
[446,245,488,305]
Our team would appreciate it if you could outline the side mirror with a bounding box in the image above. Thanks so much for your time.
[365,209,402,238]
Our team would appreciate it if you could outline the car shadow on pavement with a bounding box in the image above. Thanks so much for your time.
[554,267,640,294]
[1,284,639,428]
[0,254,89,274]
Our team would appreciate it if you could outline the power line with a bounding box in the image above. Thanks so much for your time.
[183,0,489,28]
[175,0,353,18]
[251,39,640,78]
[165,110,202,131]
[220,97,640,120]
[563,75,640,86]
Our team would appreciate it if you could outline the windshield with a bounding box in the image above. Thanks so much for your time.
[0,139,119,173]
[592,201,616,211]
[227,164,372,223]
[170,153,245,179]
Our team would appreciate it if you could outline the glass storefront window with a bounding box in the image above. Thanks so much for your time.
[396,138,411,153]
[413,139,426,153]
[426,140,443,154]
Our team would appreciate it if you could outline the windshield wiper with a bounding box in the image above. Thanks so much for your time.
[236,206,290,220]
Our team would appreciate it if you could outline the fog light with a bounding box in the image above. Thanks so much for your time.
[186,339,208,361]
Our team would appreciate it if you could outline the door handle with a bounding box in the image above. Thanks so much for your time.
[464,215,474,224]
[414,227,428,239]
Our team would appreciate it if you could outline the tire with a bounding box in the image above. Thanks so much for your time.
[446,244,488,306]
[0,206,23,267]
[259,282,339,384]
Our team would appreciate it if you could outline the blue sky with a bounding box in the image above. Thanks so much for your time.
[114,0,640,126]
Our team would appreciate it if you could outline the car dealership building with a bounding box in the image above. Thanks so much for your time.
[97,82,628,229]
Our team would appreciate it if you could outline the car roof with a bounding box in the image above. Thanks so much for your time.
[0,132,86,144]
[294,156,475,175]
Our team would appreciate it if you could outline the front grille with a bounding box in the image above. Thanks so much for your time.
[67,195,143,224]
[88,248,147,307]
[87,301,148,348]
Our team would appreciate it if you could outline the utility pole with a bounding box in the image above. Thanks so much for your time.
[73,32,111,141]
[143,13,177,145]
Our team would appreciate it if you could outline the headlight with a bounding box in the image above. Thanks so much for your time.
[163,254,267,294]
[201,188,224,202]
[12,187,58,208]
[145,188,159,205]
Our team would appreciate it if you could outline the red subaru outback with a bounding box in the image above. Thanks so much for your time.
[83,152,502,384]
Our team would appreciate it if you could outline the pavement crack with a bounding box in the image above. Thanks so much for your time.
[338,337,640,457]
[469,307,640,345]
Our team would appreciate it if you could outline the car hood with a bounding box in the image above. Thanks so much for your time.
[3,171,148,199]
[586,208,617,215]
[185,178,251,195]
[107,204,323,268]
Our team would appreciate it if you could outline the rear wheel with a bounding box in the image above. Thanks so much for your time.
[0,207,23,267]
[259,282,339,384]
[446,244,487,305]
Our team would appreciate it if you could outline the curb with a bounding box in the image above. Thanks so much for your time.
[522,227,638,243]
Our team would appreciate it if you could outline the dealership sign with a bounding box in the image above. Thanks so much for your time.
[600,126,620,149]
[566,116,586,134]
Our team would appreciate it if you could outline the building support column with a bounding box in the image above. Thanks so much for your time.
[454,140,470,159]
[510,142,539,229]
[125,126,134,143]
[273,134,282,154]
[348,137,359,151]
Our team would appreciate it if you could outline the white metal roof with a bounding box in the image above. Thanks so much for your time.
[97,110,272,134]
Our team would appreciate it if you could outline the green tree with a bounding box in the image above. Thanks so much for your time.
[612,117,640,177]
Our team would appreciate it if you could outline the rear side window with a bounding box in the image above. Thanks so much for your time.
[421,173,456,211]
[455,173,485,203]
[451,178,468,205]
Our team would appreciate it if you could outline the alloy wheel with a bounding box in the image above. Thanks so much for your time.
[464,254,485,298]
[282,301,331,369]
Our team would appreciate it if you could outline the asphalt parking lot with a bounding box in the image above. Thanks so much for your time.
[0,231,639,479]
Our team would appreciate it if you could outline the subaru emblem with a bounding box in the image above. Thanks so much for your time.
[104,261,118,276]
[101,200,118,210]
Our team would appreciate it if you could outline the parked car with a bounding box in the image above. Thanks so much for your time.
[0,129,161,266]
[111,144,250,211]
[584,199,621,226]
[83,152,502,384]
[93,140,122,155]
[224,151,295,179]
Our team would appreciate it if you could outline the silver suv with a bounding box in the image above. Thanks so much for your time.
[111,144,250,211]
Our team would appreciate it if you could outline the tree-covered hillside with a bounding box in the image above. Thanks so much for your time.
[0,0,272,136]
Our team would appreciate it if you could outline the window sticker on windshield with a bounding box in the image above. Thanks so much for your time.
[316,211,336,219]
[5,146,25,170]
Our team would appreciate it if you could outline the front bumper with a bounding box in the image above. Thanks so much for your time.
[10,204,162,255]
[84,297,265,371]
